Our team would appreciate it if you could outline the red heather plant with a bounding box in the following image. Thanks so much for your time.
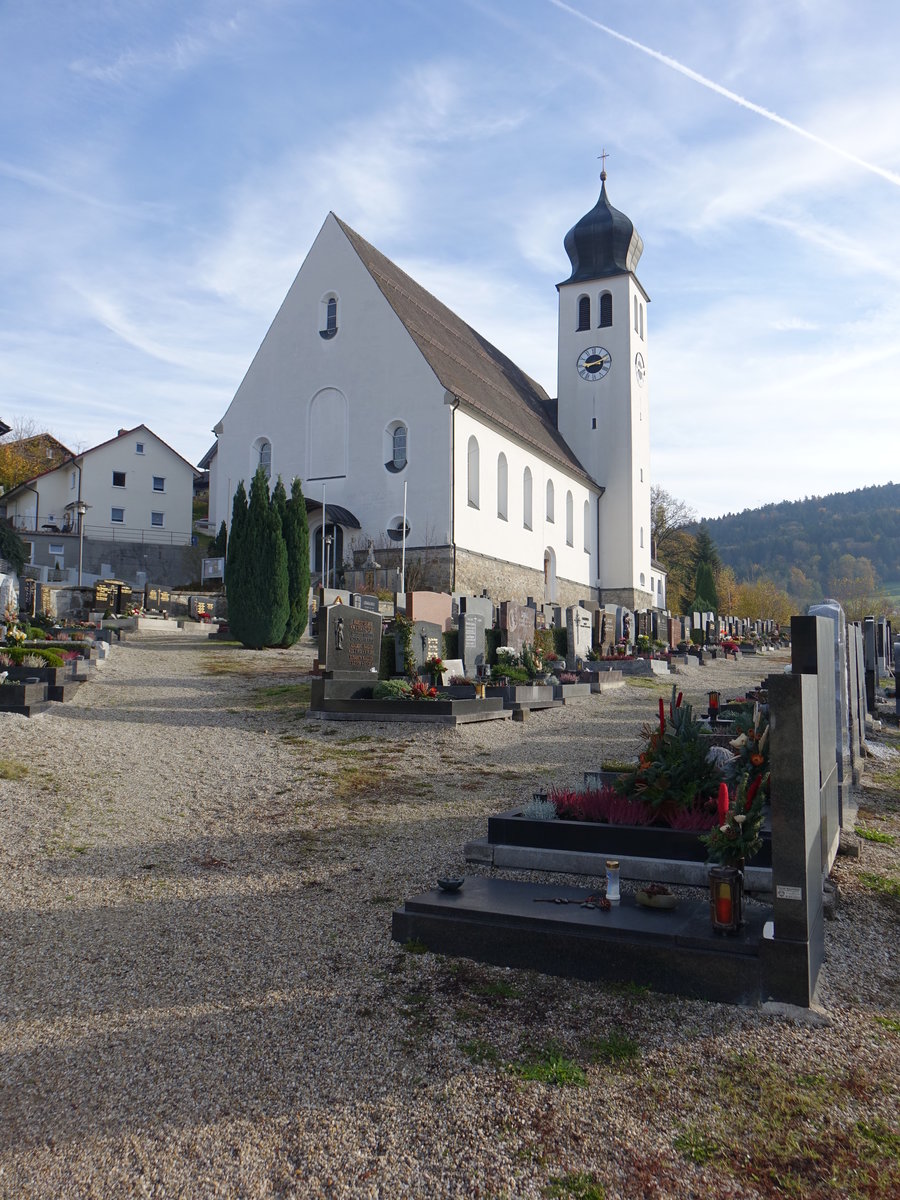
[667,801,719,832]
[549,786,654,826]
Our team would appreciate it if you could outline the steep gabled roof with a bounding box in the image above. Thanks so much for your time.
[334,216,594,485]
[83,425,199,474]
[0,418,11,436]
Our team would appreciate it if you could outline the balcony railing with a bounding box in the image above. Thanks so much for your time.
[5,516,192,546]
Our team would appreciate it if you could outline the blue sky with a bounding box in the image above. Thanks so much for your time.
[2,0,898,519]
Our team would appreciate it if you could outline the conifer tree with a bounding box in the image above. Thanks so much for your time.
[226,469,289,648]
[280,477,310,646]
[224,480,249,639]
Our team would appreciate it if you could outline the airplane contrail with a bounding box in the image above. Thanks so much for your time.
[548,0,900,189]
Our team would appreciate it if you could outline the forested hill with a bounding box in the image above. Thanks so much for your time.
[701,482,900,594]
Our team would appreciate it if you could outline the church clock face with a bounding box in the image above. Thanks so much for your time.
[634,352,646,386]
[577,346,611,380]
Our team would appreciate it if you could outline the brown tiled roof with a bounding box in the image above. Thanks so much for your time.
[334,216,594,485]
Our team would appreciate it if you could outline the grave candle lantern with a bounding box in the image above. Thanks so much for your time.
[605,859,620,904]
[708,690,720,726]
[708,865,742,934]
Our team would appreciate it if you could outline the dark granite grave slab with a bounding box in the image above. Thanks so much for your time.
[319,605,382,677]
[0,680,50,716]
[393,876,769,1005]
[487,809,772,866]
[310,697,509,724]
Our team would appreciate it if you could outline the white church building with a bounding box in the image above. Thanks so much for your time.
[209,174,663,609]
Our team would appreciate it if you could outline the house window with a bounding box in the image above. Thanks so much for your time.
[467,436,480,508]
[497,453,508,520]
[153,476,165,492]
[577,295,591,331]
[136,442,145,454]
[111,507,124,523]
[523,466,533,530]
[112,471,126,487]
[565,491,573,546]
[151,512,164,527]
[546,479,554,522]
[319,295,338,340]
[599,291,612,327]
[48,542,65,557]
[70,471,76,490]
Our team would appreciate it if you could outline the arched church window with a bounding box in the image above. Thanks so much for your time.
[583,500,590,552]
[319,295,338,340]
[633,296,639,333]
[546,479,554,523]
[497,452,508,520]
[523,467,533,530]
[383,421,408,472]
[577,295,591,331]
[639,303,644,340]
[565,491,573,546]
[254,437,272,481]
[640,526,644,549]
[599,291,612,328]
[467,436,480,509]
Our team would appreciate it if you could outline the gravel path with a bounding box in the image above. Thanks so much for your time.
[1,633,898,1199]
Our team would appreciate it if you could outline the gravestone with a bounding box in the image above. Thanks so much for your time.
[566,605,592,664]
[407,590,454,631]
[846,622,865,777]
[351,593,381,613]
[190,596,220,620]
[441,658,465,681]
[458,594,494,629]
[93,579,133,615]
[320,587,352,608]
[895,642,900,719]
[145,585,173,614]
[791,615,840,870]
[760,671,825,1008]
[637,610,651,639]
[499,601,535,655]
[395,620,443,675]
[863,617,877,711]
[319,605,382,677]
[459,612,486,678]
[809,600,850,821]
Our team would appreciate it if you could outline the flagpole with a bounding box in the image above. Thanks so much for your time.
[400,480,408,595]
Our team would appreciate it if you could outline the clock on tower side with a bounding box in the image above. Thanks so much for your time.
[556,270,653,609]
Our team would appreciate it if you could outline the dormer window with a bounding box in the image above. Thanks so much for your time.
[319,295,338,339]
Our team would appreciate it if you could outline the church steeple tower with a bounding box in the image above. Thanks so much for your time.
[556,171,652,608]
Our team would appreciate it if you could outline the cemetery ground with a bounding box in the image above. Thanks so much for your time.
[1,633,898,1200]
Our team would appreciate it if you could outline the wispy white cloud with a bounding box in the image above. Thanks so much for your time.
[547,0,900,190]
[69,10,246,84]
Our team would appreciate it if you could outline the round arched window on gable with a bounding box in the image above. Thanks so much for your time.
[467,436,480,509]
[384,421,408,471]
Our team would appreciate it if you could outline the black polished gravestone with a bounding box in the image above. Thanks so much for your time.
[395,620,442,675]
[351,594,381,613]
[318,604,382,678]
[459,611,486,678]
[145,586,173,614]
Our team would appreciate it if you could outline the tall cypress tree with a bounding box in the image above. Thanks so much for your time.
[224,480,249,640]
[209,519,228,560]
[281,476,311,646]
[226,469,289,648]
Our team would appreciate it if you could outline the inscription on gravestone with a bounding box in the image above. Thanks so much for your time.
[499,601,535,655]
[319,605,382,675]
[459,612,485,677]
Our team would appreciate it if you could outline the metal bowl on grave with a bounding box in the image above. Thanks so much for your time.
[437,877,465,893]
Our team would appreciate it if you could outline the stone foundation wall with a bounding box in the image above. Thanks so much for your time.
[599,586,655,610]
[453,548,596,607]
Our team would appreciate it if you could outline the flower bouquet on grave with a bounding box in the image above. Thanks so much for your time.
[425,655,445,684]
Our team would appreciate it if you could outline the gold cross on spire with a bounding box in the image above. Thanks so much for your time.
[598,148,609,181]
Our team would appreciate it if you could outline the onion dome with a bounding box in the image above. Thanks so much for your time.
[561,172,643,284]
